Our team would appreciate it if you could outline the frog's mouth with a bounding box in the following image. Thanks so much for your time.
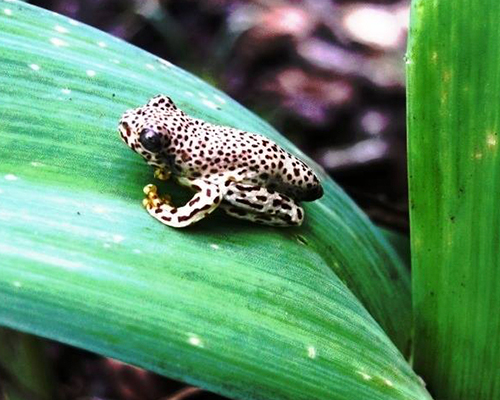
[118,121,131,144]
[145,156,167,169]
[143,151,175,172]
[146,153,178,174]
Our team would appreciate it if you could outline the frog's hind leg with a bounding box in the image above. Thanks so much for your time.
[143,178,221,228]
[221,183,304,227]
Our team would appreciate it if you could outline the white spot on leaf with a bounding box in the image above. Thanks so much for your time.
[159,59,172,67]
[188,333,204,348]
[210,244,220,250]
[61,88,71,95]
[13,281,22,288]
[50,37,69,47]
[97,41,107,48]
[30,161,44,167]
[112,234,124,244]
[487,133,497,148]
[68,19,80,26]
[4,8,12,16]
[202,99,219,110]
[29,64,41,71]
[145,63,155,70]
[54,25,68,33]
[214,94,227,104]
[4,174,18,181]
[383,378,394,387]
[357,371,372,381]
[86,70,96,77]
[307,346,317,359]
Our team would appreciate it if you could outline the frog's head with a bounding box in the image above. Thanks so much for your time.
[118,95,180,168]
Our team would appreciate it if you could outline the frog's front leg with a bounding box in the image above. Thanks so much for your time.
[221,183,304,227]
[143,178,221,228]
[154,167,171,181]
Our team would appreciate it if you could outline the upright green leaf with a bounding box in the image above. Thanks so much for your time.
[407,1,500,398]
[0,2,429,400]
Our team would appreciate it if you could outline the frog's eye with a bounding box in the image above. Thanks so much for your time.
[139,128,163,153]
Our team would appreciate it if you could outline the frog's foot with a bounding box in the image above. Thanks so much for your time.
[221,183,304,227]
[142,184,172,208]
[143,179,221,228]
[154,167,171,181]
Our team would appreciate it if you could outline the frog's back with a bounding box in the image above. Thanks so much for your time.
[195,120,323,202]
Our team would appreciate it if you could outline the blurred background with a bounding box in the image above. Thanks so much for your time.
[13,0,410,399]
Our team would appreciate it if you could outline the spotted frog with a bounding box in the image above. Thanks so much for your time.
[118,95,323,228]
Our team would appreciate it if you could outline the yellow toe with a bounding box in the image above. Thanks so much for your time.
[154,168,171,181]
[143,184,157,195]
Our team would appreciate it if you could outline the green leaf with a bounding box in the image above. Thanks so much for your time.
[0,2,429,399]
[407,1,500,398]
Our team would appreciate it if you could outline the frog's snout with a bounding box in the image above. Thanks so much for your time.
[301,184,324,202]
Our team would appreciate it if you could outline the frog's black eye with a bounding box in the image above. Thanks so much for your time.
[139,128,163,153]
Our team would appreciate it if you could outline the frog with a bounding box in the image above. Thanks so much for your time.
[118,95,323,228]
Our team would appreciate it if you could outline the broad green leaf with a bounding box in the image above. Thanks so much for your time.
[407,1,500,398]
[0,2,429,399]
